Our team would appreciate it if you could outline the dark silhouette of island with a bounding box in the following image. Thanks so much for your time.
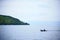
[0,15,29,25]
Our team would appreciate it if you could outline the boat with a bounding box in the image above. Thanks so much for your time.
[40,29,47,32]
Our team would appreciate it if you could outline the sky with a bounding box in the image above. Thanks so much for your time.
[0,0,60,24]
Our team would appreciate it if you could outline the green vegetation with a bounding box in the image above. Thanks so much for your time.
[0,15,29,25]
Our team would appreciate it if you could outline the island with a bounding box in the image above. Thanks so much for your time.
[0,15,29,25]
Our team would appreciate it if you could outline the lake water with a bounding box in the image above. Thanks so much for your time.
[0,25,60,40]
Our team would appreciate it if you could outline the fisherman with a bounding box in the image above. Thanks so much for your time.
[40,29,47,32]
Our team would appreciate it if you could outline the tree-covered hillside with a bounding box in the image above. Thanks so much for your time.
[0,15,29,25]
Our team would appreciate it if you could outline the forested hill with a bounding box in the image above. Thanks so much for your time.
[0,15,29,25]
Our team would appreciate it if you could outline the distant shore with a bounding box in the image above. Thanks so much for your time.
[0,15,29,25]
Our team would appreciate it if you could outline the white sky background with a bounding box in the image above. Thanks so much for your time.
[0,0,60,23]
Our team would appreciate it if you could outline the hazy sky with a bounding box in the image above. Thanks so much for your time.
[0,0,60,23]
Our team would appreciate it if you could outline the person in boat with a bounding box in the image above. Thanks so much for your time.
[40,29,47,32]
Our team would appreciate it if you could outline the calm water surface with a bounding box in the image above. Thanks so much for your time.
[0,25,60,40]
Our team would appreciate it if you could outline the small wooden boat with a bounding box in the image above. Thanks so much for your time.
[40,29,47,32]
